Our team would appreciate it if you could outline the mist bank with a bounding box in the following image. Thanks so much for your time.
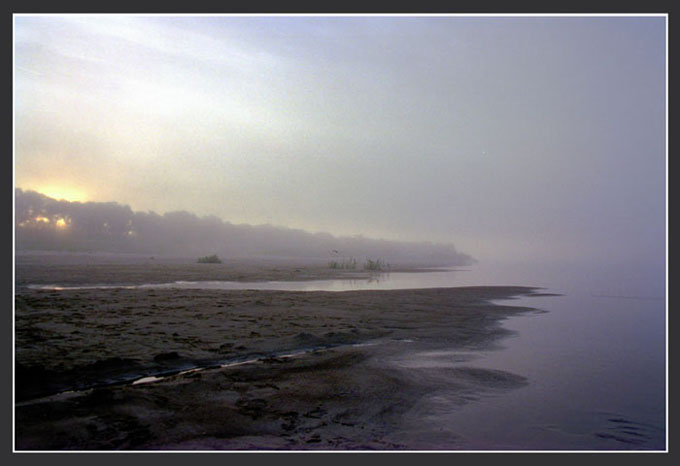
[15,189,472,266]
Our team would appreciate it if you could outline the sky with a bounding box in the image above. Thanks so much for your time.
[13,15,666,266]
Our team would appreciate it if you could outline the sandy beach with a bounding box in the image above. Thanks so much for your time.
[15,256,543,450]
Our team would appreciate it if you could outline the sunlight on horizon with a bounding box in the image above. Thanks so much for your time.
[31,185,89,203]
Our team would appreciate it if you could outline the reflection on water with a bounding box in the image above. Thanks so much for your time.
[26,260,666,299]
[28,268,477,292]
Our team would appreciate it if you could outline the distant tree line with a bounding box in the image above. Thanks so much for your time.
[14,189,473,266]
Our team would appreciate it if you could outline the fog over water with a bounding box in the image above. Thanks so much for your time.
[14,15,666,271]
[13,14,667,452]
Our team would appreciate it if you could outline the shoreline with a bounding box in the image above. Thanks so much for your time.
[16,281,543,450]
[15,256,546,450]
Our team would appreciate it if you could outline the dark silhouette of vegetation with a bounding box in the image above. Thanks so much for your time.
[328,257,357,269]
[197,254,222,264]
[14,189,474,266]
[364,258,389,271]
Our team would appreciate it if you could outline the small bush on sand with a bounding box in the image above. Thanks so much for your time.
[197,254,222,264]
[363,258,388,271]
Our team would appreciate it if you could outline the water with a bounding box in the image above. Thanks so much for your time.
[399,292,665,450]
[24,261,666,450]
[387,261,666,450]
[25,267,475,292]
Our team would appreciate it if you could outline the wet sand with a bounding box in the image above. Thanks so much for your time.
[15,257,543,450]
[15,253,440,287]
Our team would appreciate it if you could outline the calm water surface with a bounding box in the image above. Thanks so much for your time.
[393,261,666,450]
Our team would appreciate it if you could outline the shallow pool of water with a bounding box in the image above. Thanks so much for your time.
[28,268,480,292]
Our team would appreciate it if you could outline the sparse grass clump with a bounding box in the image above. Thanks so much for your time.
[328,257,357,269]
[363,258,389,271]
[197,254,222,264]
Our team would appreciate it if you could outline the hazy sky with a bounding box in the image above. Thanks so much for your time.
[14,15,666,265]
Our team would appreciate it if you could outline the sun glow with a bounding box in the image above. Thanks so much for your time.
[37,186,88,203]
